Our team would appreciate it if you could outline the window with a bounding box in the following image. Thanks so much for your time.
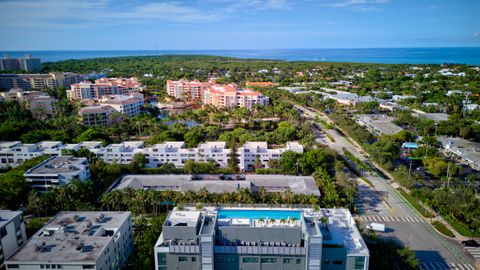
[333,260,343,265]
[283,258,293,264]
[242,257,259,263]
[355,257,366,270]
[215,256,224,263]
[324,259,330,264]
[0,227,7,237]
[82,266,94,269]
[178,256,188,262]
[157,253,166,265]
[261,258,277,264]
[296,258,302,264]
[226,256,237,263]
[6,265,19,269]
[192,257,196,262]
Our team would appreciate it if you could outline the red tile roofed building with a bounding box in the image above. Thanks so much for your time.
[166,79,212,101]
[79,105,116,126]
[203,83,269,109]
[245,81,277,87]
[68,77,143,100]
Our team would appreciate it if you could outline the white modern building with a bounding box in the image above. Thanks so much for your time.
[5,211,133,270]
[155,206,368,270]
[95,141,145,165]
[0,140,303,171]
[23,156,91,191]
[0,210,27,269]
[238,141,304,171]
[141,141,231,168]
[0,141,44,168]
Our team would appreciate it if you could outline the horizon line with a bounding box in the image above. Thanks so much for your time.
[1,46,480,52]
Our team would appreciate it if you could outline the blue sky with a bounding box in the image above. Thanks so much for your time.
[0,0,479,50]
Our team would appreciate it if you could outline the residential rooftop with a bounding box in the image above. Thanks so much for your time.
[112,174,320,196]
[158,206,368,256]
[0,210,22,229]
[24,156,88,175]
[7,211,131,262]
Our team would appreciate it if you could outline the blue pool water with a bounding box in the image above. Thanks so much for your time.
[217,209,301,220]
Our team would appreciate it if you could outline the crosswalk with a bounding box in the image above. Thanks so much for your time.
[418,262,476,270]
[464,246,480,259]
[359,215,425,223]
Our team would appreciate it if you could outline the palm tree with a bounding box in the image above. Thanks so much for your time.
[258,218,265,227]
[280,218,287,225]
[320,216,329,230]
[269,218,276,224]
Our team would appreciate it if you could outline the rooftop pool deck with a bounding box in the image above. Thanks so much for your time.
[217,209,302,220]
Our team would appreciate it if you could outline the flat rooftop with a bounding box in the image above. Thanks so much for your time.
[7,211,131,263]
[24,156,88,175]
[0,141,21,149]
[160,207,368,256]
[414,112,449,122]
[356,114,403,135]
[113,174,320,196]
[166,211,201,227]
[438,136,480,167]
[0,210,22,229]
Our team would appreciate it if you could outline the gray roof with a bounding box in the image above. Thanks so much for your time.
[7,211,130,263]
[24,156,88,176]
[0,210,22,229]
[113,174,320,196]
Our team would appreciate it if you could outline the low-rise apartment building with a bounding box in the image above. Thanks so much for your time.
[5,211,133,270]
[238,142,304,171]
[68,77,143,100]
[0,89,57,119]
[96,141,145,165]
[143,141,231,168]
[0,141,102,168]
[79,93,144,125]
[79,105,116,126]
[0,141,44,168]
[23,156,90,191]
[113,174,320,196]
[154,206,369,270]
[0,140,303,171]
[98,94,144,117]
[0,211,27,269]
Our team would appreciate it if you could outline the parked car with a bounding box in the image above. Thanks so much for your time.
[461,240,479,247]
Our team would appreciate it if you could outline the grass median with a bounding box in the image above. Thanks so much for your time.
[431,221,455,238]
[397,189,434,218]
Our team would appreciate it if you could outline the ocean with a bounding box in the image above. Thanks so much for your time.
[2,47,480,65]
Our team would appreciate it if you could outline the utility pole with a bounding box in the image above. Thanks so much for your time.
[446,162,451,188]
[408,159,413,178]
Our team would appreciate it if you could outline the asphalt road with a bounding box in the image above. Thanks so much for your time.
[295,104,477,269]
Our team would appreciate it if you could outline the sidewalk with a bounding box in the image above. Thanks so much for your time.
[316,109,476,242]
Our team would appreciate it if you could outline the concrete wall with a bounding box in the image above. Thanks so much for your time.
[217,227,302,245]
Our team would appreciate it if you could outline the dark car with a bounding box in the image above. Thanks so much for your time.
[461,240,479,247]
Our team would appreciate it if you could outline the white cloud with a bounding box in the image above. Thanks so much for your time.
[325,0,388,11]
[0,0,221,30]
[474,32,480,38]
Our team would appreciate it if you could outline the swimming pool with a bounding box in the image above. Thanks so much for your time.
[217,209,301,220]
